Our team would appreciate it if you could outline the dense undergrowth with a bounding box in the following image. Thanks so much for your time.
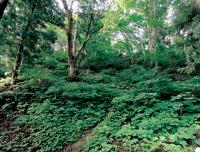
[83,78,200,152]
[0,52,200,152]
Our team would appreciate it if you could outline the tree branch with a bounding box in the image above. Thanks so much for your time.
[42,18,65,28]
[86,13,93,37]
[76,25,103,57]
[61,0,70,15]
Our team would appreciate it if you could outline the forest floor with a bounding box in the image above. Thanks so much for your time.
[0,63,200,152]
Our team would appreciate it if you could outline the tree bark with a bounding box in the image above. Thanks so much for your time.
[148,27,158,68]
[11,43,24,84]
[195,0,200,8]
[67,12,77,81]
[73,13,78,56]
[0,0,9,19]
[148,0,158,68]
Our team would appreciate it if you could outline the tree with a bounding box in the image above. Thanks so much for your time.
[11,2,36,84]
[173,0,200,74]
[107,0,171,68]
[0,0,64,84]
[60,0,105,81]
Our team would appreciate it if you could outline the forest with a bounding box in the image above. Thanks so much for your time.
[0,0,200,152]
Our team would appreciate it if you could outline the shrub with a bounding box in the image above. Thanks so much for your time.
[44,82,122,104]
[83,91,199,152]
[0,82,123,152]
[131,77,179,99]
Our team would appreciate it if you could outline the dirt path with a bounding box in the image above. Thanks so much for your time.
[60,128,96,152]
[59,111,112,152]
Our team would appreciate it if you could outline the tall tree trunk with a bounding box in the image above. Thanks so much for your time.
[67,12,77,81]
[11,43,24,84]
[148,27,158,68]
[61,0,78,81]
[148,0,158,68]
[11,5,35,84]
[0,0,9,19]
